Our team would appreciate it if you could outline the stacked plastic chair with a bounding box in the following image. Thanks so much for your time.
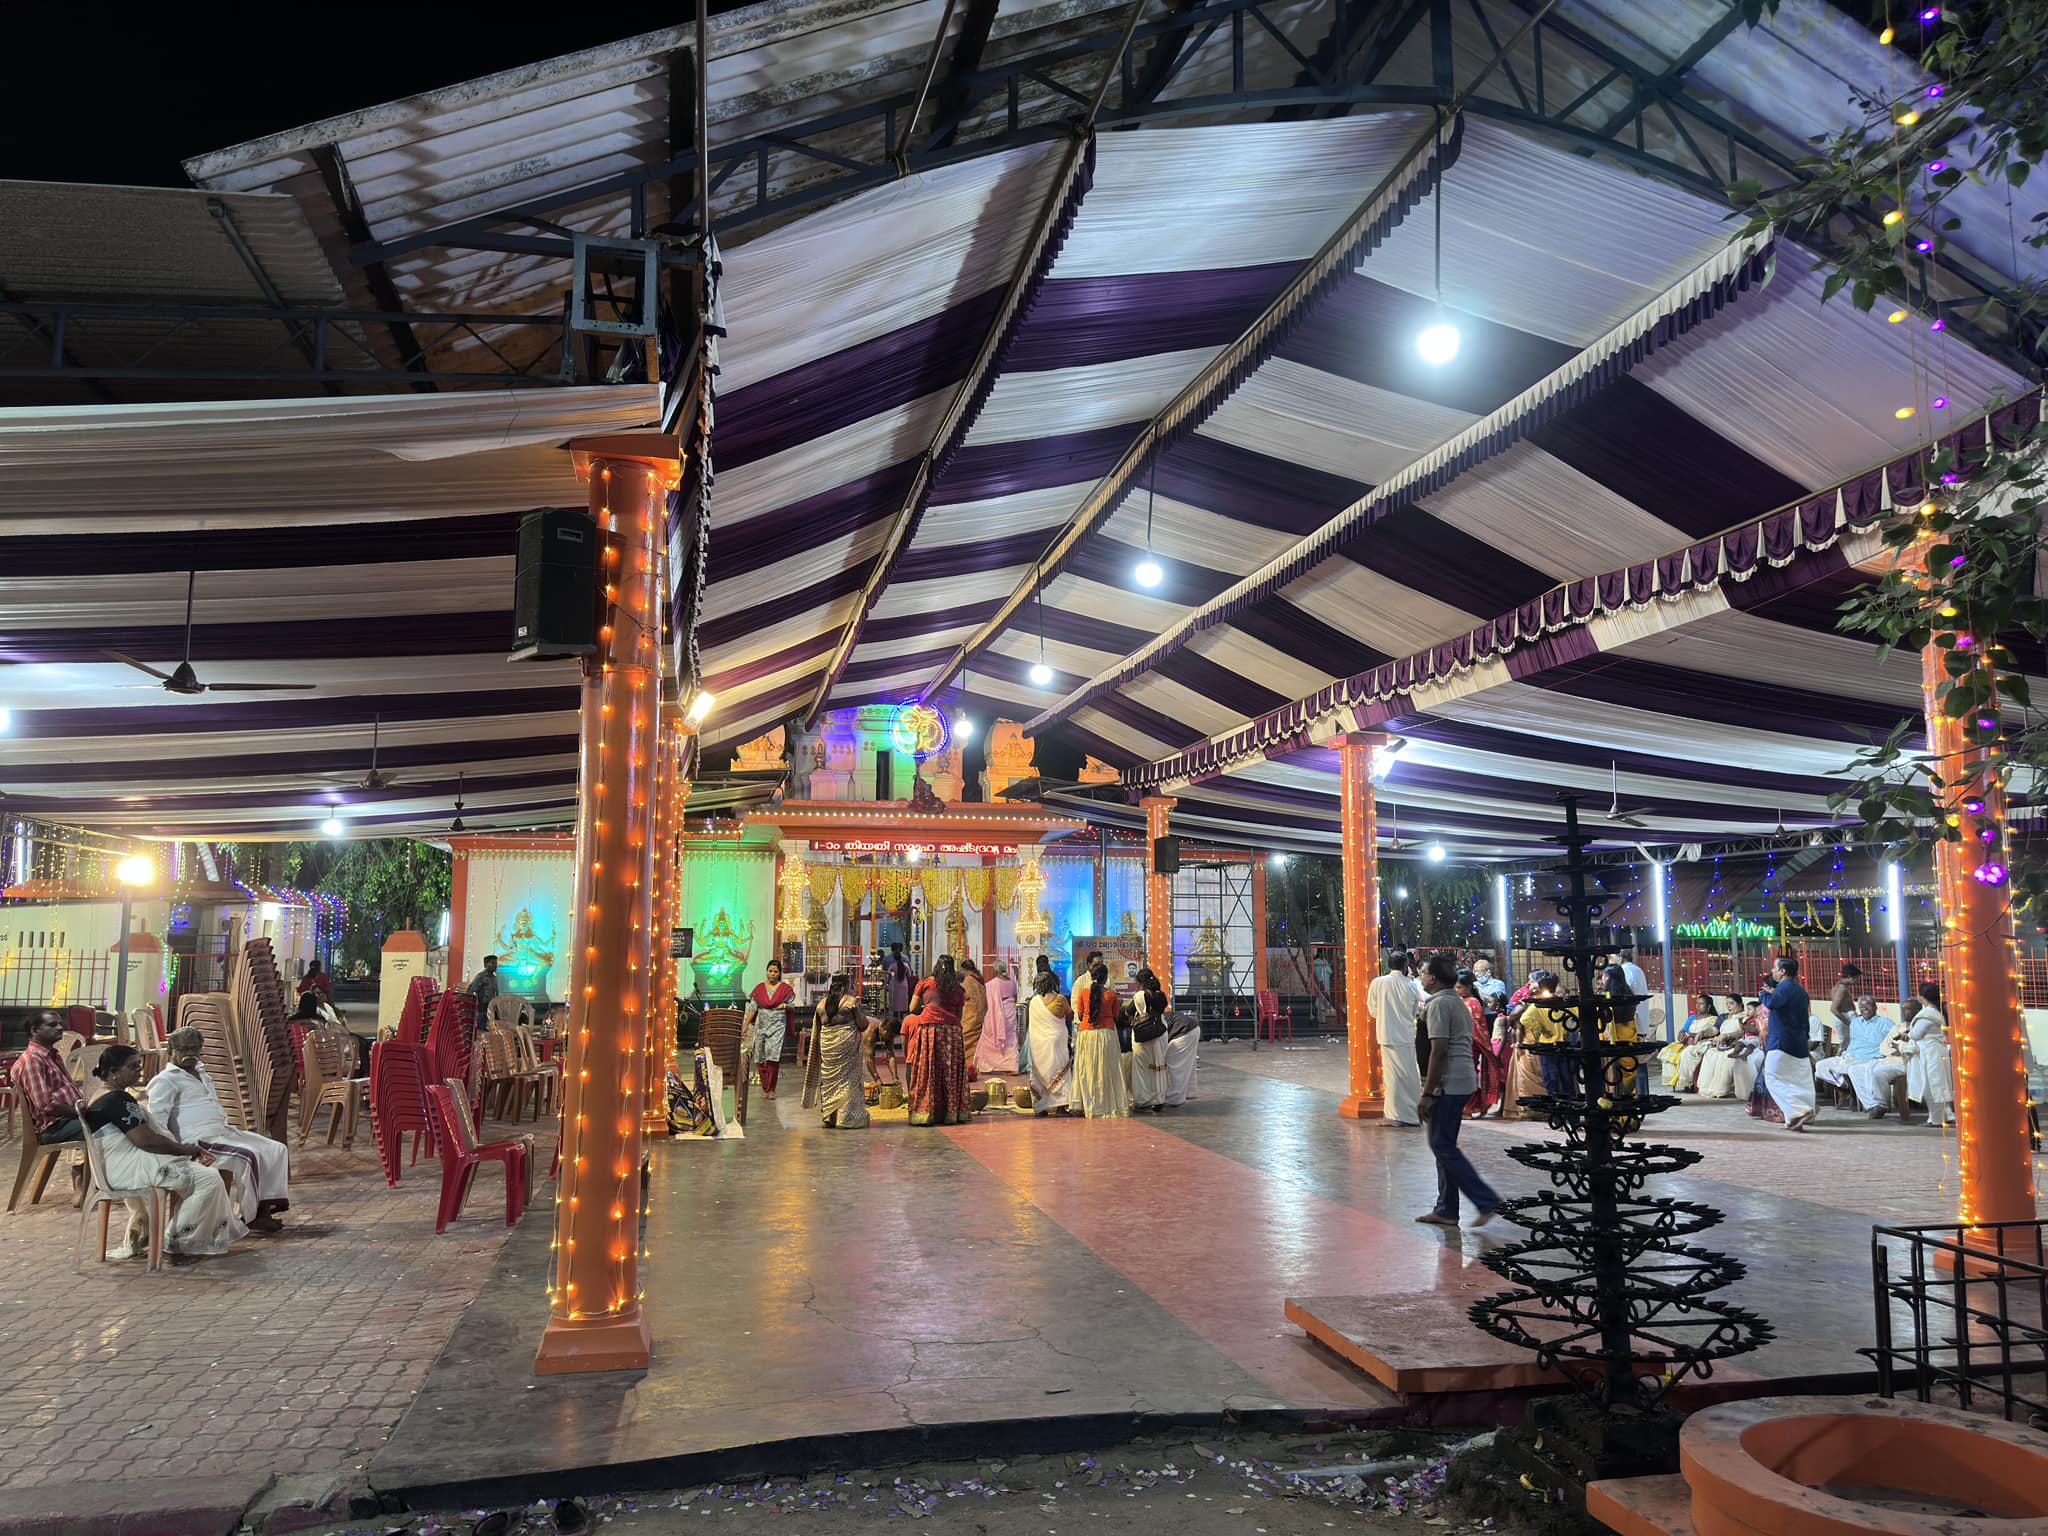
[176,993,257,1131]
[396,977,439,1044]
[368,978,441,1187]
[233,939,295,1140]
[425,987,478,1115]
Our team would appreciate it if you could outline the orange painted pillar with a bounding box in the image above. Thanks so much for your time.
[1141,795,1176,983]
[535,441,678,1375]
[1921,637,2038,1239]
[1335,732,1386,1119]
[448,851,470,993]
[1251,856,1270,994]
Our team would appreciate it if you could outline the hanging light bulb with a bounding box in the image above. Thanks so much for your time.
[1425,842,1447,863]
[955,714,975,742]
[1416,109,1460,368]
[321,817,344,838]
[1030,584,1054,686]
[1416,318,1461,365]
[1134,458,1164,590]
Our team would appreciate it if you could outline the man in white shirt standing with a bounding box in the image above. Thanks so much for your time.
[1365,950,1425,1126]
[1616,948,1653,1035]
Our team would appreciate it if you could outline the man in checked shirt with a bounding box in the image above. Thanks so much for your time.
[9,1012,87,1198]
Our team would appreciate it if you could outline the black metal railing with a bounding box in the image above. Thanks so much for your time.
[1868,1218,2048,1425]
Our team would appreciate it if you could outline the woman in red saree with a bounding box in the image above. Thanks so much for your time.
[903,955,969,1127]
[1459,969,1508,1117]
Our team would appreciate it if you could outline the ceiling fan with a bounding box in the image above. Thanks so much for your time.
[103,572,316,696]
[319,715,403,792]
[1604,763,1649,830]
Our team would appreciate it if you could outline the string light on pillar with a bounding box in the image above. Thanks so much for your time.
[536,444,677,1374]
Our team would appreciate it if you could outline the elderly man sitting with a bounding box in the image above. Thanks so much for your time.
[1813,995,1901,1119]
[145,1026,290,1232]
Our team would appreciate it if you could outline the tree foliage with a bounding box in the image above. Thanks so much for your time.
[1733,1,2048,910]
[223,838,452,970]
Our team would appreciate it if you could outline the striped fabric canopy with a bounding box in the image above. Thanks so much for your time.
[0,387,658,839]
[5,110,2034,857]
[686,110,2030,855]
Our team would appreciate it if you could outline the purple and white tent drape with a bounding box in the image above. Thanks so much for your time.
[0,387,657,838]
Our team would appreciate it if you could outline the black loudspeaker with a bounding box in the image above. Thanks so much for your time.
[1153,836,1181,875]
[511,507,601,661]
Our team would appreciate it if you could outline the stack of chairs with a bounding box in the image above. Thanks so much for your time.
[426,987,477,1110]
[233,939,295,1140]
[176,993,258,1131]
[367,978,445,1187]
[368,1034,436,1188]
[396,977,439,1044]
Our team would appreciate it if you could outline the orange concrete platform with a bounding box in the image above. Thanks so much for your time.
[1285,1293,1571,1394]
[1588,1474,1696,1536]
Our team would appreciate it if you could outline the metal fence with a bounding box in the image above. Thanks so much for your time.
[0,949,114,1010]
[1868,1219,2048,1424]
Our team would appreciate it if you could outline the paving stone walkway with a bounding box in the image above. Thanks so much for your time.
[0,1109,558,1495]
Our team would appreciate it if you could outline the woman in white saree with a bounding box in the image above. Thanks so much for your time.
[1026,970,1073,1115]
[85,1046,246,1259]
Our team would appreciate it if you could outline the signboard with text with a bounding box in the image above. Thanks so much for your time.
[807,839,1020,856]
[1071,934,1146,997]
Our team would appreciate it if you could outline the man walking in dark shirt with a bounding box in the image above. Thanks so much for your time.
[1759,955,1817,1131]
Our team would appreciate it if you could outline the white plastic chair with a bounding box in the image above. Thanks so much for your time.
[77,1130,167,1273]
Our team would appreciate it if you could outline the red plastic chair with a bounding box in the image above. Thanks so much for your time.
[368,1038,436,1187]
[427,1080,533,1234]
[396,976,440,1045]
[1256,989,1289,1042]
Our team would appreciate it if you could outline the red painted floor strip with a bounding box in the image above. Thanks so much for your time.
[942,1118,1497,1409]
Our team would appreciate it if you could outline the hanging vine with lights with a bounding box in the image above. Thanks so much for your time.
[1732,1,2048,911]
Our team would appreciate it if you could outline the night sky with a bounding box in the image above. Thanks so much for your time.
[1,7,725,188]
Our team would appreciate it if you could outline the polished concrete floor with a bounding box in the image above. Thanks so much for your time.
[371,1043,1970,1505]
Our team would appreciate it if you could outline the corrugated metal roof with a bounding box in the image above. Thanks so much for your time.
[0,181,358,405]
[178,0,1329,340]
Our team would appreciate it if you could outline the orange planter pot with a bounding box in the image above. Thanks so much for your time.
[1679,1395,2048,1536]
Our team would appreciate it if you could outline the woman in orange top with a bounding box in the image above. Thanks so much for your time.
[1070,961,1129,1119]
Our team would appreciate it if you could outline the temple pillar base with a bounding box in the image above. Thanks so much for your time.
[1338,1095,1386,1120]
[534,1308,652,1375]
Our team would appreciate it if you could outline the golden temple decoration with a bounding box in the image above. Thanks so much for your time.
[777,856,809,940]
[1079,756,1119,785]
[920,868,961,909]
[809,865,840,907]
[873,867,912,911]
[1191,918,1227,961]
[1118,910,1141,938]
[734,726,787,775]
[1013,848,1048,950]
[958,868,991,908]
[994,866,1021,911]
